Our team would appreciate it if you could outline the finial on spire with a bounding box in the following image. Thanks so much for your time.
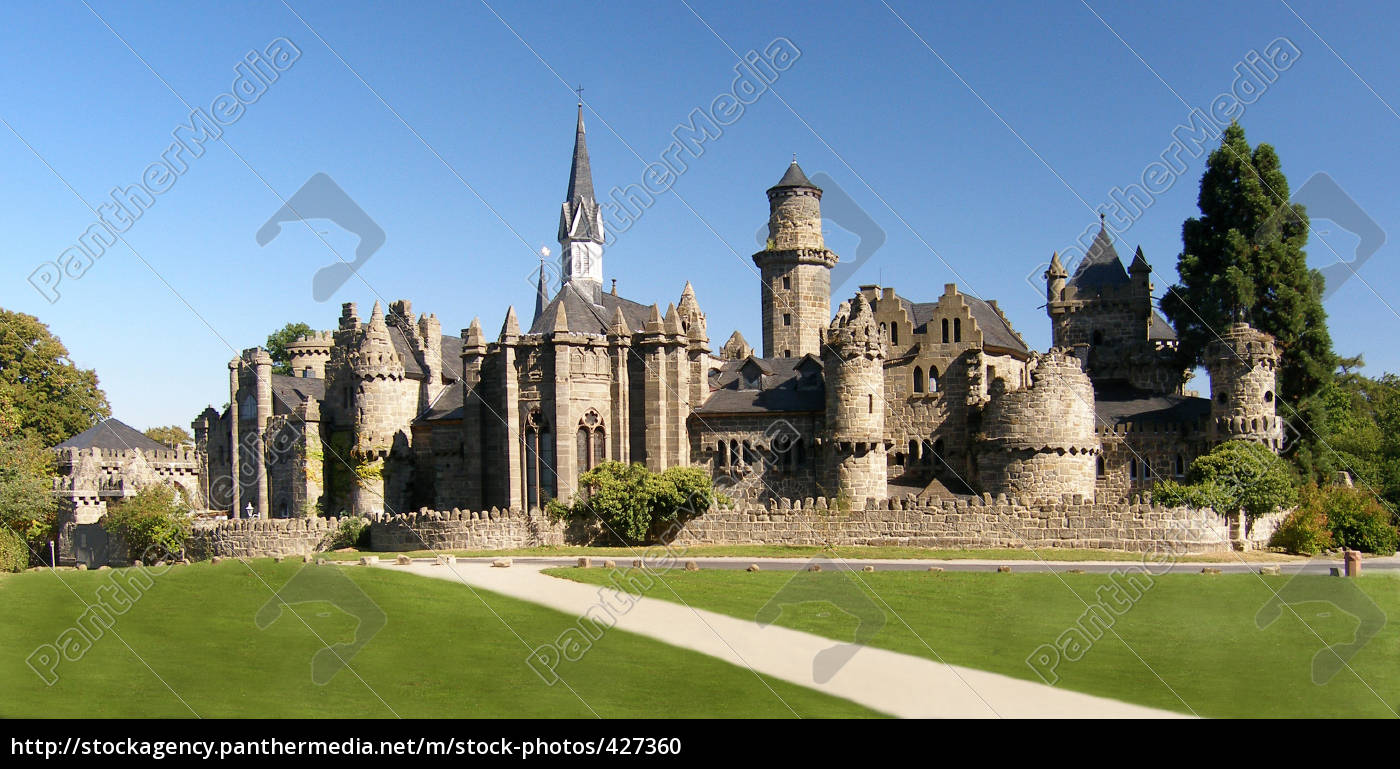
[574,84,584,105]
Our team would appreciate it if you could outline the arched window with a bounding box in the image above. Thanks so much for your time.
[717,440,728,469]
[730,439,740,467]
[891,324,899,345]
[1096,456,1106,477]
[929,367,939,392]
[1174,454,1185,476]
[913,366,924,393]
[953,318,962,343]
[525,410,555,509]
[909,439,918,461]
[1129,458,1138,480]
[577,410,605,477]
[868,393,874,413]
[941,318,950,343]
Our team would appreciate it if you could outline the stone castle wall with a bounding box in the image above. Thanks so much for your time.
[367,508,566,551]
[670,494,1237,554]
[185,516,340,560]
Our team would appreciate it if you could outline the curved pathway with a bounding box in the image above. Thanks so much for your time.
[376,559,1187,719]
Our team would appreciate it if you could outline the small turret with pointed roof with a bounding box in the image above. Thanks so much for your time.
[1045,251,1068,305]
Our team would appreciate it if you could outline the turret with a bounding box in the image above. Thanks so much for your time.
[1044,251,1067,307]
[1206,321,1283,449]
[752,161,838,358]
[285,330,332,379]
[822,293,887,506]
[348,301,407,514]
[977,349,1100,500]
[460,317,487,390]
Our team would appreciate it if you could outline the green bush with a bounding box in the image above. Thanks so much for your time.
[102,484,192,562]
[1150,441,1296,519]
[0,526,29,572]
[1269,492,1334,555]
[1314,484,1399,554]
[332,517,370,549]
[551,461,715,545]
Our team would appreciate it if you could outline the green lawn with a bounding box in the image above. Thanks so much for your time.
[322,543,1312,563]
[0,560,880,718]
[549,567,1400,718]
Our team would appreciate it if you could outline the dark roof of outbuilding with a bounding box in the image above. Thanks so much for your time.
[55,419,173,452]
[696,355,825,414]
[1069,225,1130,289]
[899,296,1029,354]
[1093,382,1210,425]
[527,286,655,335]
[416,381,474,422]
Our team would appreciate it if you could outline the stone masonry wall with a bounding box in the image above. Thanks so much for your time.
[368,508,566,551]
[670,494,1236,554]
[185,517,341,560]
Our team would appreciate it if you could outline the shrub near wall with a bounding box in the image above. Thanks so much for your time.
[0,527,29,572]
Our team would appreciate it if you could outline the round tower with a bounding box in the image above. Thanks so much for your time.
[1206,321,1283,449]
[348,301,408,514]
[285,331,332,379]
[823,294,887,507]
[752,161,838,358]
[977,348,1099,500]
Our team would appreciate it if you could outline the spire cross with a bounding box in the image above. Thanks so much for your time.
[574,84,584,103]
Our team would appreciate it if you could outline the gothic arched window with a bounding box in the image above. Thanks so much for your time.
[577,409,605,478]
[913,366,924,393]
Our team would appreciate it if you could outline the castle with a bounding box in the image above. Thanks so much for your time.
[186,105,1283,520]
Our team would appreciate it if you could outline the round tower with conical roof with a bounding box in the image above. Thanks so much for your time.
[753,161,838,359]
[823,294,887,506]
[1206,321,1283,449]
[348,301,410,514]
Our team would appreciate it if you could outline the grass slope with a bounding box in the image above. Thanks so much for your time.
[549,567,1400,718]
[0,560,879,718]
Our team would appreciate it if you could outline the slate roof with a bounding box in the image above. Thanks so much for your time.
[1149,310,1177,341]
[1093,382,1209,425]
[770,161,816,190]
[528,286,655,335]
[416,381,473,422]
[55,419,173,452]
[1069,225,1130,289]
[271,374,326,411]
[899,296,1029,354]
[696,355,825,414]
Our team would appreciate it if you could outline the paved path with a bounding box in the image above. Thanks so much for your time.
[376,559,1187,719]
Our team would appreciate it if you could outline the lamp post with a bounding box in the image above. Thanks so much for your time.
[245,502,255,520]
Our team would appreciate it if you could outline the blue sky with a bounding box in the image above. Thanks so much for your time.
[2,0,1398,431]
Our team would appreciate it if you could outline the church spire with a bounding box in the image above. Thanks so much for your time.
[558,103,606,302]
[533,252,549,325]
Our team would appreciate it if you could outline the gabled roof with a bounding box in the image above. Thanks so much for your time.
[1069,224,1130,289]
[527,285,654,335]
[55,419,173,452]
[697,356,825,414]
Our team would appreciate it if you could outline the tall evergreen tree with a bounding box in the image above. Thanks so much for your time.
[1161,123,1335,413]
